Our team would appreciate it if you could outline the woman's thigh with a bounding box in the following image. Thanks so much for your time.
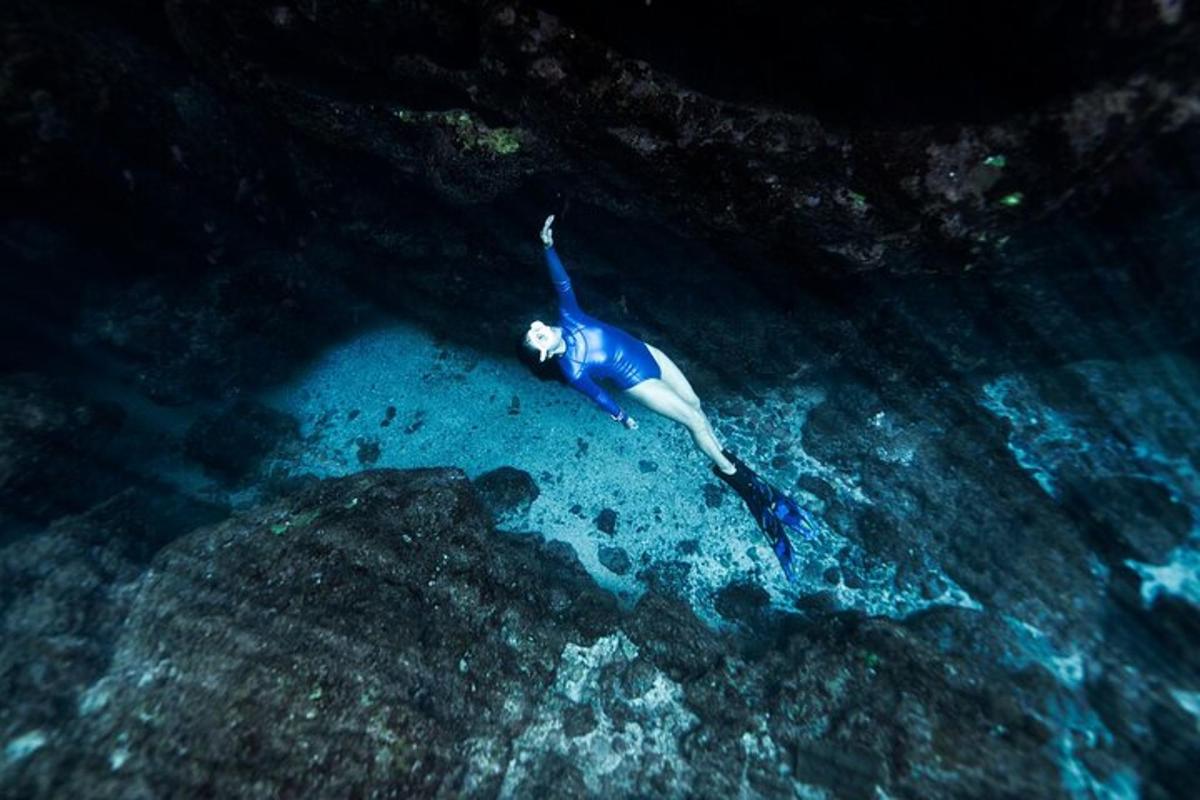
[643,344,701,407]
[624,378,698,426]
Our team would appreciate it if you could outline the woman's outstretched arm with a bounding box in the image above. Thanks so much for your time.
[541,215,581,316]
[569,374,636,427]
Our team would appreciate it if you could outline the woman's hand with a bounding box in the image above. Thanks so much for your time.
[540,215,555,248]
[611,410,637,429]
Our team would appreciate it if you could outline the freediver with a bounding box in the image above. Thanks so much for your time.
[522,215,818,580]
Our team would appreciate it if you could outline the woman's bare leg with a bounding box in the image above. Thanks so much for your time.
[643,344,733,472]
[644,344,701,408]
[625,378,734,473]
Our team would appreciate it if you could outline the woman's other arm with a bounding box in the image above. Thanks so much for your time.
[541,215,581,316]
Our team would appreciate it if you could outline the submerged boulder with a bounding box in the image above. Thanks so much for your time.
[6,468,622,798]
[0,468,1156,798]
[597,544,632,575]
[473,465,540,524]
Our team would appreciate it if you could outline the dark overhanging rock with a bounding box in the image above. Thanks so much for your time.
[155,0,1200,275]
[542,0,1175,125]
[6,0,1197,289]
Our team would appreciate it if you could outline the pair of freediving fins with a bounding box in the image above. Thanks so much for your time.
[714,450,820,583]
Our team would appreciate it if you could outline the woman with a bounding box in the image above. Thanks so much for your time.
[523,215,817,580]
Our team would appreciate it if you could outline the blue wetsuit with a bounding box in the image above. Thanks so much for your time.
[544,246,661,419]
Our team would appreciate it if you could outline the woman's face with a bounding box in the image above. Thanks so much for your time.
[525,320,562,362]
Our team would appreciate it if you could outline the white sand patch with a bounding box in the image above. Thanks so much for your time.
[262,322,983,624]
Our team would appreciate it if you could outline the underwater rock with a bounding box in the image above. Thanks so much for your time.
[381,405,397,427]
[919,575,948,600]
[597,544,632,576]
[842,569,865,590]
[1059,474,1192,565]
[853,506,915,569]
[636,559,692,595]
[712,581,771,625]
[182,399,300,484]
[354,436,382,465]
[794,475,835,504]
[0,373,129,528]
[1137,594,1200,677]
[0,501,147,785]
[801,379,1104,637]
[473,465,539,523]
[1087,660,1200,800]
[56,483,228,564]
[194,1,1200,272]
[624,590,724,683]
[403,413,425,435]
[559,702,597,739]
[1088,662,1159,753]
[76,259,359,405]
[4,469,624,798]
[791,740,884,800]
[1,468,1169,797]
[594,506,618,535]
[6,0,1196,298]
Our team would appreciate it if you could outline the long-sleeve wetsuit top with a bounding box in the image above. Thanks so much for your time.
[545,246,661,418]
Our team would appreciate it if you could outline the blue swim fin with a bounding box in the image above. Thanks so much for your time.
[771,528,798,583]
[770,493,821,542]
[715,450,815,582]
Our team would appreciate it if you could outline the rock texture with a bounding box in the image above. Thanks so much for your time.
[0,468,1119,798]
[3,1,1198,282]
[0,373,127,528]
[473,465,540,525]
